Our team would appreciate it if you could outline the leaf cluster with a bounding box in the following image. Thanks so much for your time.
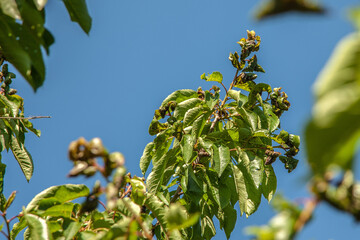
[141,30,300,239]
[0,0,91,91]
[3,31,301,240]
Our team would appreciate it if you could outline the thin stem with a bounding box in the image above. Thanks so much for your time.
[170,186,182,203]
[98,200,107,211]
[293,198,319,234]
[0,116,51,120]
[220,82,228,95]
[0,231,7,239]
[209,69,239,133]
[8,214,21,224]
[1,213,10,240]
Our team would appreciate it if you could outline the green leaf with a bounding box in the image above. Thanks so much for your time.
[261,165,277,202]
[279,156,299,173]
[21,119,41,137]
[222,205,237,239]
[9,134,33,182]
[63,221,81,240]
[24,213,50,240]
[139,142,154,175]
[232,163,261,217]
[26,184,89,212]
[0,0,21,19]
[204,91,219,110]
[62,0,92,34]
[262,102,280,132]
[192,112,210,139]
[0,94,19,117]
[42,202,74,218]
[146,146,180,193]
[201,71,223,83]
[305,32,360,175]
[174,98,203,119]
[166,203,199,230]
[181,134,194,163]
[183,106,209,127]
[144,193,168,232]
[201,214,216,240]
[130,176,147,205]
[10,217,27,240]
[4,191,16,211]
[233,77,256,91]
[237,107,258,131]
[161,89,198,108]
[212,145,230,177]
[0,14,45,91]
[227,89,241,102]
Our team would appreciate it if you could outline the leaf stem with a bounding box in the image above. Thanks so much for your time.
[209,69,239,133]
[1,213,10,240]
[0,116,51,120]
[293,198,319,234]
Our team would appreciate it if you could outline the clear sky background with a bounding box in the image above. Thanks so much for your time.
[4,0,360,239]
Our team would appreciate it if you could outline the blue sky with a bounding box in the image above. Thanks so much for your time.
[4,0,360,239]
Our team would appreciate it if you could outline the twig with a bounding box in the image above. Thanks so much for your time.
[98,200,107,211]
[170,186,182,203]
[0,231,7,239]
[209,69,239,133]
[1,213,10,240]
[0,116,51,120]
[293,198,319,233]
[220,82,228,95]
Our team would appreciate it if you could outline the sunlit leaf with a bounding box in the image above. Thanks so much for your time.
[181,134,194,163]
[212,145,230,177]
[174,98,203,119]
[161,89,198,108]
[42,202,74,218]
[204,91,219,110]
[144,193,168,232]
[183,106,209,127]
[232,163,261,217]
[139,142,154,175]
[192,112,210,139]
[146,146,180,193]
[261,165,277,202]
[0,0,21,19]
[201,71,223,83]
[9,134,33,181]
[33,0,48,11]
[26,184,89,212]
[24,213,50,240]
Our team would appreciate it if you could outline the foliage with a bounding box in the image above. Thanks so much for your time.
[1,1,359,239]
[0,59,41,183]
[0,30,301,239]
[246,6,360,240]
[0,0,91,91]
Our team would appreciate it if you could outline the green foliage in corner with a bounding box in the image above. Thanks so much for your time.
[0,0,92,91]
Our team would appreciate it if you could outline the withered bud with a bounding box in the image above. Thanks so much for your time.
[89,138,106,157]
